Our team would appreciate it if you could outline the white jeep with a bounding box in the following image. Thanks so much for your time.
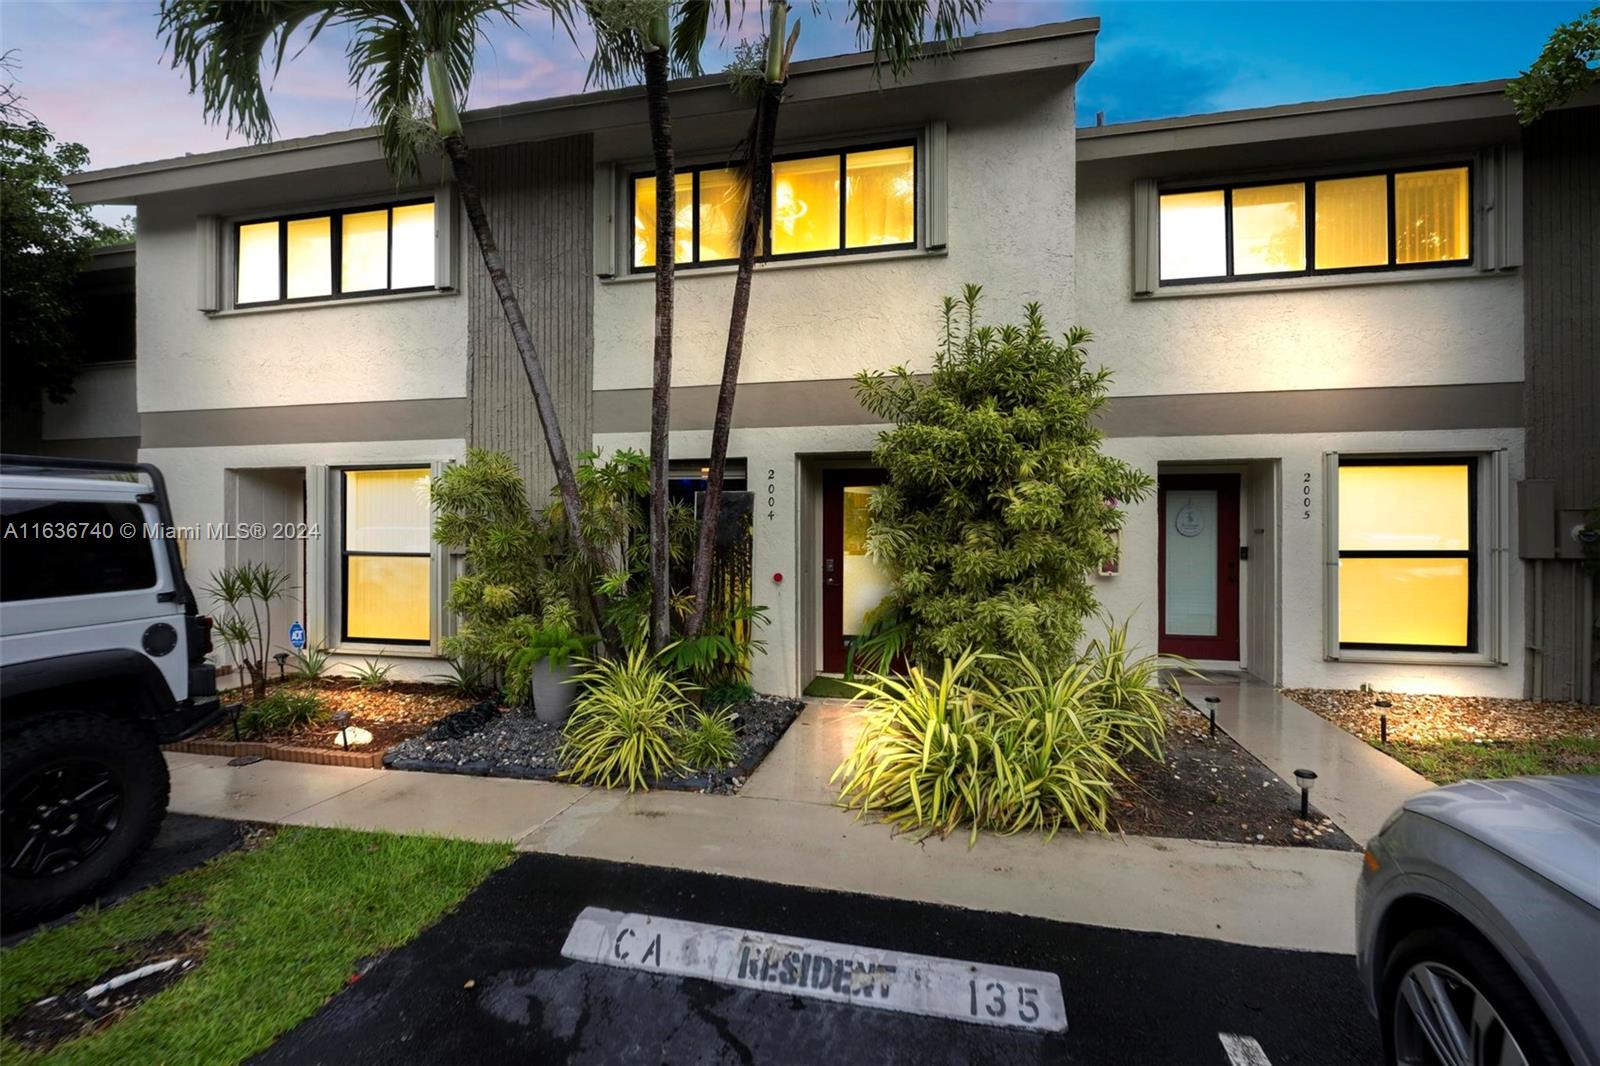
[0,455,220,930]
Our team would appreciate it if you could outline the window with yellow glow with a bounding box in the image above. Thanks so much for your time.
[628,141,915,272]
[1157,163,1471,286]
[1337,460,1474,650]
[343,468,431,644]
[1231,183,1305,275]
[234,200,436,305]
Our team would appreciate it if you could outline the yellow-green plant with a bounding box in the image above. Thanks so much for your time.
[679,708,739,771]
[559,648,691,791]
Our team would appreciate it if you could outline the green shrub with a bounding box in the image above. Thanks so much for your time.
[833,628,1179,844]
[292,643,334,681]
[702,679,755,711]
[679,708,739,770]
[427,656,493,698]
[238,689,328,738]
[348,654,393,690]
[559,648,691,791]
[853,287,1153,679]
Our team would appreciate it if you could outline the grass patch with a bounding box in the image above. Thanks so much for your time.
[1,826,510,1065]
[802,676,861,699]
[1382,735,1600,785]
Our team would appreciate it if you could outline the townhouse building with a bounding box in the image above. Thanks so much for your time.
[62,18,1597,702]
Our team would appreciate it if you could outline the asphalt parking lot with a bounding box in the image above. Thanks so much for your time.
[255,852,1380,1065]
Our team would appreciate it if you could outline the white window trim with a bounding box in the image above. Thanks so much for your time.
[1322,448,1509,666]
[1133,146,1522,298]
[594,121,947,282]
[202,184,459,314]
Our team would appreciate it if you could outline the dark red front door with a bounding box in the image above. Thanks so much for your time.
[1158,474,1240,661]
[821,470,886,673]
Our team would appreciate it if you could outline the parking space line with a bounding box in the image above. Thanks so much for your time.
[1219,1032,1273,1066]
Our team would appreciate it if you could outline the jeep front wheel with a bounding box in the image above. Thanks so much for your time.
[1,712,170,931]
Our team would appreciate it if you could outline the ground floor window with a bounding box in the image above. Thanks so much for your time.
[342,467,431,644]
[1336,457,1475,652]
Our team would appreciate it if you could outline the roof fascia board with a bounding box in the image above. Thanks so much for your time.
[69,18,1095,203]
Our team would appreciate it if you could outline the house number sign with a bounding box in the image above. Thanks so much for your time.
[1302,472,1313,520]
[766,468,777,521]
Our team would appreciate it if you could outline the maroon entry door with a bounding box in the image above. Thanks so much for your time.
[1157,473,1240,661]
[821,469,886,674]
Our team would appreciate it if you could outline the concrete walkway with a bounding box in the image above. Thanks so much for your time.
[164,698,1366,955]
[1181,680,1435,844]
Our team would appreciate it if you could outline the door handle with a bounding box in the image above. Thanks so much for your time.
[824,557,838,586]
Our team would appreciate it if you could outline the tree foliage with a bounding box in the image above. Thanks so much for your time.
[1,63,128,410]
[854,286,1152,675]
[1506,6,1600,124]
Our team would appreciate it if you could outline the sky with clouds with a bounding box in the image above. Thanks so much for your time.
[1,1,1589,188]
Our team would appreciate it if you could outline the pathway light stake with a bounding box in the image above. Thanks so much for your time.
[1204,695,1220,737]
[1380,714,1388,744]
[226,701,245,741]
[273,652,289,680]
[332,710,352,749]
[1293,768,1318,820]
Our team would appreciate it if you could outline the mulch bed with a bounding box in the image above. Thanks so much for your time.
[1112,702,1357,850]
[198,679,474,753]
[384,694,805,794]
[1283,688,1599,745]
[4,927,208,1055]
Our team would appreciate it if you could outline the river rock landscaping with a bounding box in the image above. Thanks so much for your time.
[384,694,805,793]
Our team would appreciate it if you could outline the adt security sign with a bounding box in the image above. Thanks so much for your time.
[288,622,306,650]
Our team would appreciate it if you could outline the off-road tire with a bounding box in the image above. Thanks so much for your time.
[1,711,170,932]
[1381,925,1570,1066]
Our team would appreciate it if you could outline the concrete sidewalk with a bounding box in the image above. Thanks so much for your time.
[164,699,1365,955]
[1181,680,1434,843]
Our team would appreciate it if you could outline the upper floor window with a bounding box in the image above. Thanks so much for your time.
[630,141,916,272]
[236,200,436,307]
[1158,164,1471,285]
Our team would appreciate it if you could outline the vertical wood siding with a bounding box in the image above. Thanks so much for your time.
[467,135,595,504]
[1522,106,1599,702]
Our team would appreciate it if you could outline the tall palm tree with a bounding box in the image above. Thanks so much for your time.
[158,0,609,633]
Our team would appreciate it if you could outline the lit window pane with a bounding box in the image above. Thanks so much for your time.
[697,168,746,262]
[1315,175,1388,269]
[633,173,694,267]
[345,469,431,553]
[1339,557,1469,647]
[1339,464,1471,551]
[1395,167,1469,264]
[341,209,389,292]
[772,154,841,255]
[285,216,331,299]
[390,202,436,288]
[237,221,280,304]
[1159,190,1225,280]
[1231,183,1305,274]
[345,555,430,642]
[845,146,915,249]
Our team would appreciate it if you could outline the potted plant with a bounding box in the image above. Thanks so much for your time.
[509,624,596,723]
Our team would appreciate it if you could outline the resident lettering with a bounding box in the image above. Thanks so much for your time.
[737,942,897,999]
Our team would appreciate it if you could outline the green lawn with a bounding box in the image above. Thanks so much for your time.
[1383,735,1600,785]
[802,676,862,699]
[1,826,511,1065]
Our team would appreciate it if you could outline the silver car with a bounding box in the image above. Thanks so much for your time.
[1357,775,1600,1066]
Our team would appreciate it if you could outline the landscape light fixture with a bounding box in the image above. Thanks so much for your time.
[332,710,352,749]
[273,652,289,679]
[1204,695,1220,737]
[1293,768,1318,819]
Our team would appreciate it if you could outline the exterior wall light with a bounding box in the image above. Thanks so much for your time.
[1293,768,1318,819]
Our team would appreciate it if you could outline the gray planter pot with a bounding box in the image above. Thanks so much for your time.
[530,659,579,723]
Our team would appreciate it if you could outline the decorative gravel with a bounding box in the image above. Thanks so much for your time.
[384,694,805,794]
[1283,688,1600,744]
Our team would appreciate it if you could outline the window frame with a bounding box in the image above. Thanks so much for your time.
[233,198,436,309]
[1157,161,1474,287]
[626,137,919,274]
[338,465,433,647]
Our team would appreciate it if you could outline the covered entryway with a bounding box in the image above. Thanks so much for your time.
[820,470,890,674]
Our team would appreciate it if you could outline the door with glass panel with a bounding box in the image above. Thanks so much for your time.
[821,470,890,674]
[1158,474,1240,661]
[341,468,431,646]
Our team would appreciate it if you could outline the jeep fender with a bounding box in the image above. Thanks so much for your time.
[1,649,177,730]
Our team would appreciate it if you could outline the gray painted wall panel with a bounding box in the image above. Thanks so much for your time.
[468,136,595,503]
[1522,105,1599,703]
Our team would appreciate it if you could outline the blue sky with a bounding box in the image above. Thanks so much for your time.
[0,1,1587,181]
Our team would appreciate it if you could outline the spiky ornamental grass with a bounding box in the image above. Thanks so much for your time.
[558,647,692,791]
[854,287,1153,681]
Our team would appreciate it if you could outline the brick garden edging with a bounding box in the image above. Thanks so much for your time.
[164,737,386,769]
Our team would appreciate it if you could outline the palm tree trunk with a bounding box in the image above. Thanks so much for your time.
[684,83,783,637]
[642,46,676,653]
[440,131,607,634]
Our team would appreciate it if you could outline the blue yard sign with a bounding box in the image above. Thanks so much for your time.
[288,621,306,650]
